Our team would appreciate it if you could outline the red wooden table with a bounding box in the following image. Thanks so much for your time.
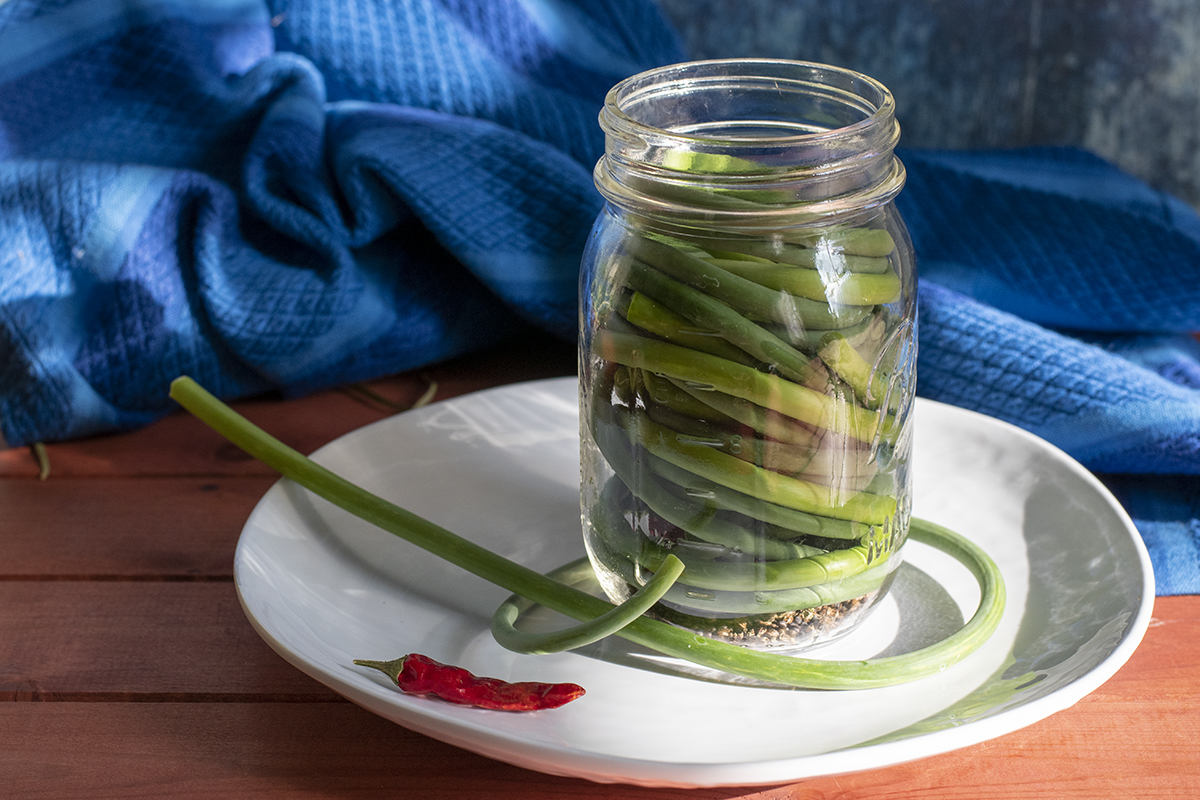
[3,331,1198,798]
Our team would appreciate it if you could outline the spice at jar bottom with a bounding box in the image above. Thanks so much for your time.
[579,59,918,652]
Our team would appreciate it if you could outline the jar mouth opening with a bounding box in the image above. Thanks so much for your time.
[595,59,904,228]
[602,58,896,151]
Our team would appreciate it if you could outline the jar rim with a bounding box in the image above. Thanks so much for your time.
[601,58,896,149]
[594,59,904,229]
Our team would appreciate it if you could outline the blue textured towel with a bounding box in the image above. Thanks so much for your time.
[1,1,1197,594]
[899,148,1200,595]
[0,0,682,441]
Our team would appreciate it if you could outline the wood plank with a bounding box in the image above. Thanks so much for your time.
[1,477,272,577]
[0,382,415,480]
[0,584,1194,793]
[2,569,1194,716]
[0,582,337,699]
[0,331,575,479]
[0,698,1195,799]
[1125,596,1200,698]
[418,329,576,400]
[2,582,1188,711]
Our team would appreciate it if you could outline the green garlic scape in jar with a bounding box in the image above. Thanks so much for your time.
[578,59,917,652]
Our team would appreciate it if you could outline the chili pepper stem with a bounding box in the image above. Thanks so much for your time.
[353,657,407,684]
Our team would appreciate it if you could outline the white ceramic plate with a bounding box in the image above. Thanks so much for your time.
[235,377,1154,788]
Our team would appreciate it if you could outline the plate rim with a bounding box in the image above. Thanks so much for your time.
[233,376,1155,788]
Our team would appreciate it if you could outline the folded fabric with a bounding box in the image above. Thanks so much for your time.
[898,147,1200,333]
[0,0,684,443]
[899,149,1200,594]
[1,2,1197,594]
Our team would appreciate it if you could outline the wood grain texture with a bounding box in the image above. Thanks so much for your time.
[0,694,1196,799]
[0,330,575,480]
[0,586,1195,792]
[0,387,393,479]
[2,332,1195,799]
[1,477,272,577]
[0,582,338,699]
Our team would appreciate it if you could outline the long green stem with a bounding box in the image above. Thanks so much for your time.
[628,235,872,330]
[647,451,868,540]
[591,370,868,541]
[668,229,897,263]
[629,409,895,524]
[666,377,836,447]
[625,259,819,383]
[590,411,829,559]
[649,396,879,488]
[490,554,684,655]
[818,333,887,406]
[589,538,892,616]
[596,328,881,443]
[599,400,892,525]
[701,258,901,306]
[624,291,754,364]
[169,376,1004,690]
[704,241,894,272]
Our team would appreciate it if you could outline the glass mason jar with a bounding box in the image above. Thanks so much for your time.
[578,59,918,653]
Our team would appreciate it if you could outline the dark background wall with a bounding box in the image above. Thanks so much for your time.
[656,0,1200,208]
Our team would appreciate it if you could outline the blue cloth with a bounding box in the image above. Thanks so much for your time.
[0,0,684,441]
[1,2,1198,594]
[899,149,1200,595]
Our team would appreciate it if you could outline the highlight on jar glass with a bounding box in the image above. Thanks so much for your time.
[578,59,918,653]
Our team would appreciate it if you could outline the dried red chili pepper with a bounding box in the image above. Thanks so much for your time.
[353,653,585,711]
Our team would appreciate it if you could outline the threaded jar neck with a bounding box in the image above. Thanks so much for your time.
[594,59,905,230]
